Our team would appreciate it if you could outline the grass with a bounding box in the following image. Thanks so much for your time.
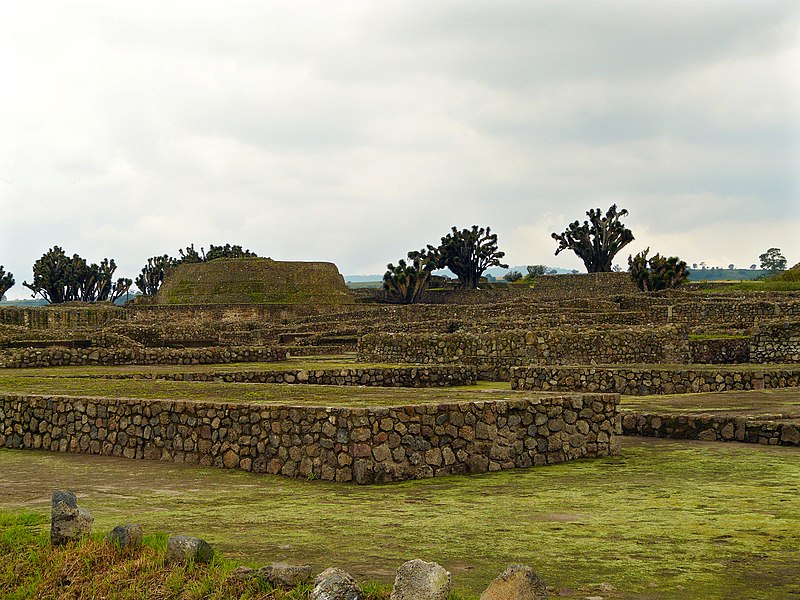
[0,373,538,408]
[620,388,800,416]
[0,511,404,600]
[0,438,798,598]
[687,333,750,341]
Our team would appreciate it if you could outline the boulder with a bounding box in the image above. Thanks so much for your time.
[231,566,256,581]
[165,535,214,564]
[311,567,362,600]
[50,490,93,545]
[106,524,143,552]
[480,564,548,600]
[390,559,451,600]
[258,562,313,588]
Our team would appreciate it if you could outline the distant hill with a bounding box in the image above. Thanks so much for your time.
[687,268,768,281]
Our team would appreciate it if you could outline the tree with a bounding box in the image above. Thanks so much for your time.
[437,226,508,289]
[628,248,688,292]
[503,270,523,282]
[552,205,634,272]
[0,266,14,299]
[383,247,439,304]
[759,248,787,273]
[23,247,130,304]
[526,265,547,277]
[135,254,176,296]
[178,243,258,263]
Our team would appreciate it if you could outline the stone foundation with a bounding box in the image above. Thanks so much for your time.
[510,366,800,395]
[0,392,619,484]
[620,412,800,446]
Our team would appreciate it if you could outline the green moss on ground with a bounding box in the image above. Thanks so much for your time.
[0,373,537,407]
[620,388,800,416]
[0,438,797,598]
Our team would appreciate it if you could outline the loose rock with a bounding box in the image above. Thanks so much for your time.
[258,562,313,588]
[480,564,548,600]
[50,490,93,545]
[390,559,451,600]
[311,567,362,600]
[106,524,143,552]
[165,535,214,564]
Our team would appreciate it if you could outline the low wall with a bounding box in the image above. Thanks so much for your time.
[0,346,288,369]
[620,412,800,446]
[528,272,639,299]
[688,338,750,364]
[358,326,690,379]
[510,366,800,395]
[80,366,477,388]
[0,393,619,484]
[751,321,800,363]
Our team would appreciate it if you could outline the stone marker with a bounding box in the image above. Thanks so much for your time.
[106,524,143,552]
[390,559,451,600]
[50,490,93,545]
[165,535,214,564]
[258,562,313,588]
[480,564,548,600]
[311,566,362,600]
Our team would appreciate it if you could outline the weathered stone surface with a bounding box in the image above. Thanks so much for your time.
[390,559,451,600]
[480,564,548,600]
[51,490,93,545]
[105,524,143,552]
[165,535,214,564]
[231,566,256,580]
[258,562,313,588]
[311,567,362,600]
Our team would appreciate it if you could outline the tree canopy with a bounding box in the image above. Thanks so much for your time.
[23,247,131,304]
[759,248,787,273]
[628,248,688,292]
[552,205,634,273]
[438,226,507,289]
[0,266,14,299]
[383,247,439,304]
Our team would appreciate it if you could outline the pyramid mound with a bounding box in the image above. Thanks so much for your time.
[154,258,355,305]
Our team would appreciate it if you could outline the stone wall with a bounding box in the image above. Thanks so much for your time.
[0,392,619,484]
[0,346,288,369]
[688,337,751,364]
[0,305,123,329]
[510,365,800,395]
[357,326,690,379]
[751,320,800,363]
[620,412,800,446]
[80,365,477,388]
[617,295,800,327]
[528,272,639,299]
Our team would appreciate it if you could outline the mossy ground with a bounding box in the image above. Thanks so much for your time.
[620,388,800,416]
[1,438,798,598]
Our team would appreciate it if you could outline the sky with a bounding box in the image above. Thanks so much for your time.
[1,0,799,298]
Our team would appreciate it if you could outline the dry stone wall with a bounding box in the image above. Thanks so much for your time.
[0,392,619,484]
[81,366,477,388]
[0,346,288,369]
[688,338,750,364]
[0,306,123,329]
[358,326,690,379]
[510,366,800,395]
[620,412,800,446]
[751,321,800,363]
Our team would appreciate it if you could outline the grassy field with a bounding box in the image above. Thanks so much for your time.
[619,388,800,416]
[1,438,798,598]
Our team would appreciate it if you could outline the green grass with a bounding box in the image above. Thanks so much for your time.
[1,438,798,598]
[620,388,800,416]
[0,373,536,407]
[687,333,750,341]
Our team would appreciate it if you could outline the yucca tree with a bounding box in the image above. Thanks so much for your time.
[383,247,440,304]
[552,205,634,272]
[628,248,688,291]
[136,254,177,295]
[0,266,14,299]
[438,225,507,289]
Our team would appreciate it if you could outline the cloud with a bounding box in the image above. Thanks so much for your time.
[1,1,798,298]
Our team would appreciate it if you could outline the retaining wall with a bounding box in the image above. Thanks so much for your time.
[688,337,750,364]
[0,392,619,484]
[357,327,690,379]
[620,412,800,446]
[751,321,800,363]
[510,366,800,395]
[0,346,288,369]
[78,366,477,388]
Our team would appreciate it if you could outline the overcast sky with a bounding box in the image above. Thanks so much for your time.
[2,1,798,297]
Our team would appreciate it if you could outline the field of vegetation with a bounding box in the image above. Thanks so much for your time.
[1,437,798,599]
